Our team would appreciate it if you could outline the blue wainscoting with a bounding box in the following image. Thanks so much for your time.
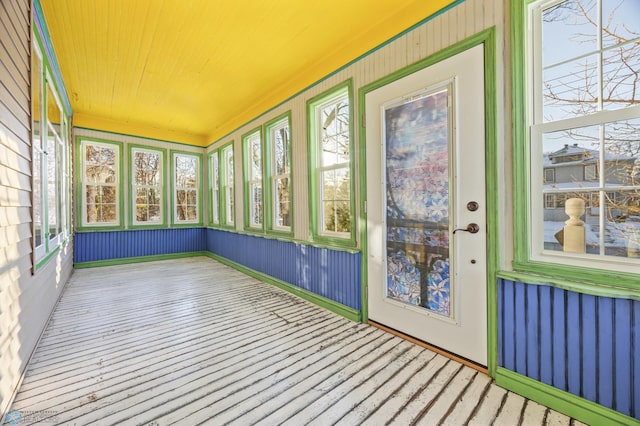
[74,228,207,263]
[498,279,640,419]
[206,229,361,311]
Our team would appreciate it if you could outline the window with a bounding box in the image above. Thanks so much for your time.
[243,129,263,230]
[308,82,355,245]
[265,113,292,233]
[222,143,235,226]
[543,168,555,183]
[209,151,220,225]
[32,43,44,259]
[130,146,165,227]
[173,152,201,224]
[31,42,71,267]
[521,0,640,274]
[80,139,121,228]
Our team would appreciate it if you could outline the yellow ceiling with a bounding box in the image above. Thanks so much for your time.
[41,0,457,146]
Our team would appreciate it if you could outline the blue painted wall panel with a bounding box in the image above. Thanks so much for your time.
[498,279,639,419]
[526,284,539,379]
[538,285,553,386]
[581,294,597,402]
[207,229,361,311]
[74,228,207,263]
[551,286,566,390]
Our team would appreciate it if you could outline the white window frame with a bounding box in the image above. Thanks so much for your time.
[527,0,640,273]
[131,147,163,226]
[314,90,352,238]
[172,152,200,224]
[210,152,220,225]
[244,130,263,229]
[222,144,235,226]
[80,140,121,228]
[46,79,63,249]
[268,116,292,232]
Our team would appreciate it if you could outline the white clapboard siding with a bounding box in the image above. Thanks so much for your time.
[6,257,585,426]
[0,0,73,420]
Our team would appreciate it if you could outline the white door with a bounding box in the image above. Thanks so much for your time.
[366,45,487,365]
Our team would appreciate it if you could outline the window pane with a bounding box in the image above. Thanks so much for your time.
[211,154,219,224]
[602,46,640,112]
[275,177,290,227]
[274,125,290,175]
[134,151,161,185]
[542,1,597,67]
[250,183,262,226]
[33,147,42,247]
[543,54,598,122]
[603,119,640,187]
[250,135,261,178]
[321,168,350,233]
[176,155,197,188]
[543,125,600,190]
[320,97,350,167]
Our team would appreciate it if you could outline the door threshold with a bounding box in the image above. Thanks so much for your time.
[368,320,488,375]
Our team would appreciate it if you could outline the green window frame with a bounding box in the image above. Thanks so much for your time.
[307,80,356,247]
[129,145,167,228]
[242,128,264,231]
[77,138,124,231]
[265,112,293,235]
[209,150,221,226]
[171,151,202,226]
[512,0,640,289]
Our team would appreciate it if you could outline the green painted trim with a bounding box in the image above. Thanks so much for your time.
[498,269,640,301]
[264,111,294,238]
[241,127,265,232]
[33,0,72,115]
[205,0,465,149]
[306,79,357,249]
[496,368,639,426]
[34,244,61,270]
[206,226,361,254]
[357,28,501,376]
[75,136,125,232]
[74,251,208,269]
[170,150,204,227]
[511,0,531,265]
[127,144,168,229]
[75,126,208,149]
[205,252,361,322]
[217,141,236,229]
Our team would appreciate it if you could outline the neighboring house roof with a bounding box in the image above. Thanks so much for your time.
[543,143,636,167]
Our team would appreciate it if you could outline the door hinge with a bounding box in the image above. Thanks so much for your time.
[362,114,366,128]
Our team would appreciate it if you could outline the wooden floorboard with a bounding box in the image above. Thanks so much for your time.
[4,257,585,426]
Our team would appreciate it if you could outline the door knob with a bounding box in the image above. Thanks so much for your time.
[453,223,480,234]
[467,201,479,211]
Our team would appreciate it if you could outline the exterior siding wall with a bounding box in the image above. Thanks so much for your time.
[207,229,361,310]
[74,228,207,263]
[498,279,640,419]
[0,0,73,419]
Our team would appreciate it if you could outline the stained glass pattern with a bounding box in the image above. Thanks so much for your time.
[384,88,452,317]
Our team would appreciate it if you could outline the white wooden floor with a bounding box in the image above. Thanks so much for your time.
[5,257,585,426]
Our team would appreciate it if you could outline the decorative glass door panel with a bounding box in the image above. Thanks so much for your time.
[384,87,452,318]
